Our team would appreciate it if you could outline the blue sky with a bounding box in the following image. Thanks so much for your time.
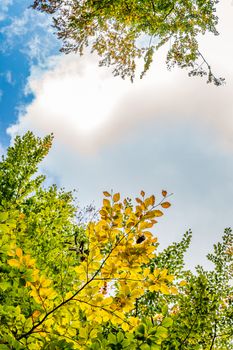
[0,0,58,144]
[1,0,233,269]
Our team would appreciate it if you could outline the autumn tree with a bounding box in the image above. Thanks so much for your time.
[32,0,224,85]
[0,132,232,349]
[0,132,179,349]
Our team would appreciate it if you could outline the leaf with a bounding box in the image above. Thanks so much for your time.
[137,323,146,335]
[122,322,129,332]
[108,333,117,344]
[103,191,111,197]
[161,202,171,209]
[151,210,163,217]
[150,195,155,206]
[16,247,23,258]
[170,286,178,294]
[151,345,160,350]
[162,190,167,197]
[8,259,20,268]
[139,221,153,230]
[0,345,10,350]
[136,197,143,204]
[162,317,173,328]
[0,281,11,291]
[113,193,120,202]
[160,284,170,294]
[156,326,168,339]
[0,224,10,233]
[0,212,8,222]
[179,280,187,287]
[117,331,124,343]
[140,344,150,350]
[103,199,111,207]
[140,190,145,197]
[79,327,89,339]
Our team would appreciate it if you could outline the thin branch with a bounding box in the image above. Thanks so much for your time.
[209,321,217,350]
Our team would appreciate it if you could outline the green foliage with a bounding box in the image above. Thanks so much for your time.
[32,0,224,85]
[0,132,232,349]
[0,132,52,207]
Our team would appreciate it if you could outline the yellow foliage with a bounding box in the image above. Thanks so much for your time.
[5,190,178,348]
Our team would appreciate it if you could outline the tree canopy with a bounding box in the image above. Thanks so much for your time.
[0,132,232,349]
[32,0,224,85]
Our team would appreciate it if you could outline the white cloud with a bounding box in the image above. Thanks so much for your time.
[8,53,133,152]
[0,0,12,21]
[5,70,13,85]
[0,8,57,64]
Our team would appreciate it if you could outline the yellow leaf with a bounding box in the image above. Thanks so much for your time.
[99,209,108,217]
[160,284,170,294]
[161,202,171,209]
[16,248,23,258]
[143,198,149,208]
[103,191,111,197]
[125,207,132,215]
[122,322,129,331]
[151,210,163,217]
[140,190,145,197]
[148,284,160,292]
[179,280,187,287]
[170,286,178,294]
[103,199,111,207]
[40,276,51,287]
[144,195,155,207]
[160,269,168,278]
[79,327,88,339]
[139,221,153,230]
[8,259,20,268]
[143,268,150,277]
[166,275,174,282]
[113,193,120,202]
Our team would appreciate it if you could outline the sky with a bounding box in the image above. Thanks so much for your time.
[0,0,233,269]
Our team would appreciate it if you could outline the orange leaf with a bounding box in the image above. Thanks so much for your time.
[103,199,111,207]
[135,197,142,204]
[161,202,171,209]
[113,193,120,202]
[16,248,23,258]
[162,190,167,197]
[150,195,155,206]
[140,190,145,197]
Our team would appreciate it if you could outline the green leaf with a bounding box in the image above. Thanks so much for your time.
[161,317,173,328]
[156,326,168,339]
[137,324,146,335]
[0,281,11,291]
[117,331,124,343]
[140,344,150,350]
[0,212,8,222]
[108,333,117,345]
[0,345,10,350]
[150,345,160,350]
